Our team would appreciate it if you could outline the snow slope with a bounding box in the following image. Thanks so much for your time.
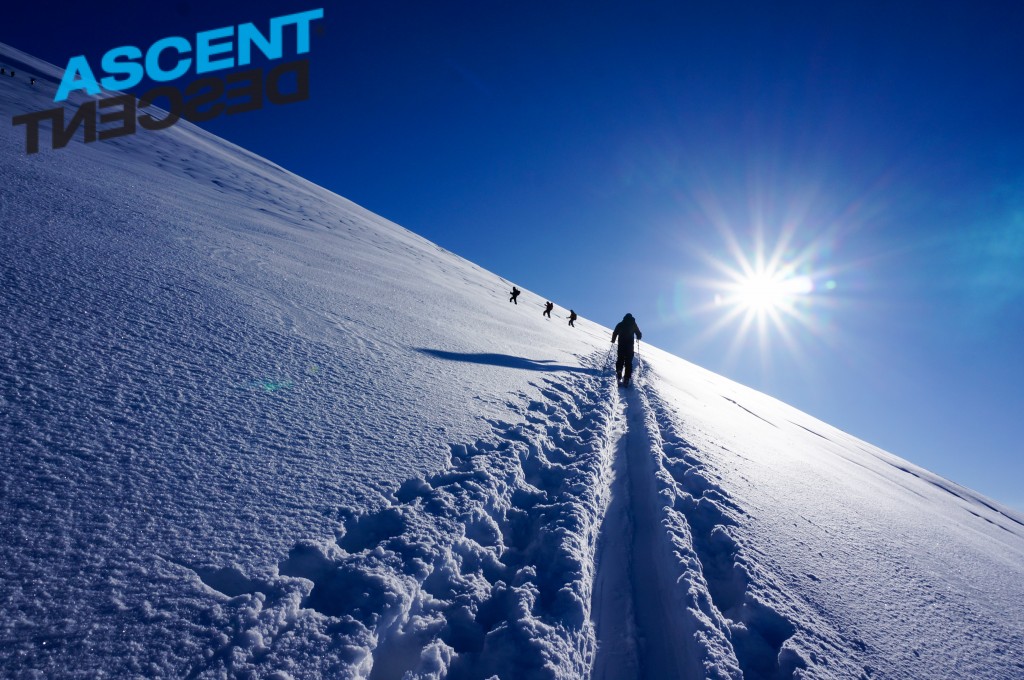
[2,44,1022,679]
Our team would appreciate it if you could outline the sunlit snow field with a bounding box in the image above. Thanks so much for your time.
[2,44,1022,679]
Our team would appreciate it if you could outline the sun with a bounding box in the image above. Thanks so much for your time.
[680,220,846,370]
[651,172,870,376]
[736,271,785,311]
[732,269,815,313]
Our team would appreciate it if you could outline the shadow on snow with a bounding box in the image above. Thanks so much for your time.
[416,348,599,375]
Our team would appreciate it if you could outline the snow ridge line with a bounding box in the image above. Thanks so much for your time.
[635,375,808,679]
[184,365,618,679]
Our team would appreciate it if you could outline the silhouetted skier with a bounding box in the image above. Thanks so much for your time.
[568,310,577,327]
[543,301,554,318]
[611,313,642,386]
[510,286,521,304]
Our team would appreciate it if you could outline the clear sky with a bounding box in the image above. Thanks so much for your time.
[4,1,1022,511]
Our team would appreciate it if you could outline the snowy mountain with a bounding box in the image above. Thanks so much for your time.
[2,43,1022,680]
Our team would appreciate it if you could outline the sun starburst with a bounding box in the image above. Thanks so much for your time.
[678,215,849,373]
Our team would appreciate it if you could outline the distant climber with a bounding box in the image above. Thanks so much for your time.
[543,301,554,318]
[611,313,642,386]
[509,286,521,304]
[30,77,36,86]
[568,310,577,327]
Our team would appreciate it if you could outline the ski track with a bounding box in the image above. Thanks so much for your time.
[175,352,822,679]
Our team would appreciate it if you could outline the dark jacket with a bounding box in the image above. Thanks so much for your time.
[611,315,642,351]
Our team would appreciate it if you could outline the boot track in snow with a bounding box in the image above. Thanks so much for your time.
[178,352,802,678]
[590,358,804,679]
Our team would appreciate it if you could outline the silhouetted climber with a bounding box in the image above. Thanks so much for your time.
[568,310,577,327]
[1,68,5,75]
[543,301,554,318]
[509,286,521,304]
[30,77,36,86]
[611,313,642,386]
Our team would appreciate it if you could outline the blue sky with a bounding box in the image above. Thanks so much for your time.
[4,1,1023,511]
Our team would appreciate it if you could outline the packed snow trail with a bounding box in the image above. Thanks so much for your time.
[177,353,781,679]
[591,373,701,679]
[590,358,814,680]
[177,353,774,679]
[591,360,742,680]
